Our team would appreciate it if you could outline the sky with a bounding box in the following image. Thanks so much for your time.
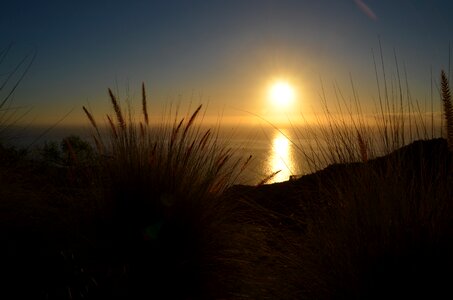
[1,0,452,126]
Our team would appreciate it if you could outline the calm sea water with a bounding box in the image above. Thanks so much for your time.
[4,125,318,185]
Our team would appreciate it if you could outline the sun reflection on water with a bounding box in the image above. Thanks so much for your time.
[268,131,295,183]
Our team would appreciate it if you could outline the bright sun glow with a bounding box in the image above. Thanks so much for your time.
[269,81,295,108]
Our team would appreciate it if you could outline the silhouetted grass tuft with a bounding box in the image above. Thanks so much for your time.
[83,84,250,298]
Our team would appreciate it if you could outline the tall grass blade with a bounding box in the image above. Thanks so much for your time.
[108,88,125,130]
[83,106,97,129]
[257,170,281,186]
[357,130,368,162]
[441,70,453,151]
[142,82,149,126]
[106,114,118,139]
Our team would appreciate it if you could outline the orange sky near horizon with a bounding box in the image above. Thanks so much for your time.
[2,1,451,129]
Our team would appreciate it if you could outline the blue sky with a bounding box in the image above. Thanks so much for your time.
[1,0,452,125]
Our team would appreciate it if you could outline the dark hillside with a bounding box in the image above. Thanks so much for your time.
[0,138,452,298]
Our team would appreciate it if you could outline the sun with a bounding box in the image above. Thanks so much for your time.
[269,81,295,108]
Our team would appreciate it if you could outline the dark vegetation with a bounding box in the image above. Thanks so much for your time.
[1,57,452,298]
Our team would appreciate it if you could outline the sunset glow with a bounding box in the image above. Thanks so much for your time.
[2,2,453,297]
[269,81,295,109]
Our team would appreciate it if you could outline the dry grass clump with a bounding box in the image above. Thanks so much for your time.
[276,69,453,298]
[294,138,453,298]
[294,47,441,173]
[83,83,250,297]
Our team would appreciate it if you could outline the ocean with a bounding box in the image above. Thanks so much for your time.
[3,124,323,185]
